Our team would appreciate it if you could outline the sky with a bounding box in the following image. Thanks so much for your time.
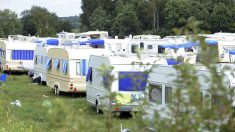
[0,0,83,17]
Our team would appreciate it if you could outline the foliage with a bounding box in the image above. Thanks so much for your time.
[80,0,235,37]
[89,7,111,31]
[111,4,140,38]
[20,6,72,37]
[0,9,22,38]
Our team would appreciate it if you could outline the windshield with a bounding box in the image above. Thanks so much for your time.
[118,71,148,91]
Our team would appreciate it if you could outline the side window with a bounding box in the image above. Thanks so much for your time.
[149,84,162,104]
[211,95,228,114]
[158,46,165,53]
[185,48,193,52]
[34,55,37,64]
[147,45,153,49]
[131,45,138,53]
[140,42,144,50]
[103,71,110,88]
[76,62,80,75]
[165,86,172,104]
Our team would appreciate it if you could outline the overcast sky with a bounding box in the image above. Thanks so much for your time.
[0,0,82,17]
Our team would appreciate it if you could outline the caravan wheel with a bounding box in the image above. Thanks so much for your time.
[38,77,41,84]
[54,86,60,96]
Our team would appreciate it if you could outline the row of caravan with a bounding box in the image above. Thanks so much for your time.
[0,33,235,119]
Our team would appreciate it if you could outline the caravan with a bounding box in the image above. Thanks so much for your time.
[33,43,60,84]
[86,54,169,113]
[46,47,111,95]
[144,64,235,121]
[0,36,37,72]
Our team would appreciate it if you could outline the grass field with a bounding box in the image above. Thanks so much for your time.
[0,74,146,132]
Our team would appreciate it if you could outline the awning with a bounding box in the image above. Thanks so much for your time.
[80,39,104,45]
[46,39,59,46]
[229,50,235,55]
[166,59,181,65]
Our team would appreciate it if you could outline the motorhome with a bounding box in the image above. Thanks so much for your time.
[0,36,37,72]
[144,64,235,121]
[46,46,112,95]
[86,54,170,113]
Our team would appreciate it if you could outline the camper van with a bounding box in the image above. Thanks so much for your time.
[86,54,169,113]
[144,64,235,121]
[0,36,37,72]
[46,47,111,95]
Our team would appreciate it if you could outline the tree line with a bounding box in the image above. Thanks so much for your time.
[0,6,73,38]
[0,0,235,38]
[80,0,235,38]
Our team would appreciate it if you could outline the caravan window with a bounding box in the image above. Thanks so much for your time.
[211,95,228,114]
[34,55,37,64]
[165,86,172,104]
[103,71,110,88]
[118,72,148,91]
[140,42,144,49]
[53,59,60,70]
[185,48,193,52]
[76,62,80,75]
[158,46,165,53]
[45,57,52,70]
[131,45,138,53]
[147,45,153,49]
[62,60,68,74]
[40,56,43,64]
[11,50,34,60]
[149,84,162,104]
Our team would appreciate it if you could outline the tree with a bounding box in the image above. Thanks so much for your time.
[89,7,111,31]
[112,5,140,38]
[20,6,65,37]
[0,9,22,38]
[209,3,234,32]
[56,20,73,32]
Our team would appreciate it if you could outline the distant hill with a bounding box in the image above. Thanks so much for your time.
[59,16,80,29]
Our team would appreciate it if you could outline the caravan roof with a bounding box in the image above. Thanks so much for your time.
[90,54,167,66]
[48,47,111,60]
[149,64,235,89]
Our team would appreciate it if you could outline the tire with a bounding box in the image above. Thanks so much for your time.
[54,86,60,96]
[38,77,41,85]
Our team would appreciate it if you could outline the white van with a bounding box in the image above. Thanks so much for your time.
[144,64,235,121]
[86,54,169,113]
[46,47,111,95]
[0,36,37,72]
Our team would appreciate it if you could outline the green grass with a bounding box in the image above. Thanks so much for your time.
[0,74,145,132]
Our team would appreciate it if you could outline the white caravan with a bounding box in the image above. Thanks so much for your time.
[78,31,109,39]
[144,64,235,121]
[33,45,60,84]
[133,35,161,40]
[0,36,37,72]
[86,54,169,113]
[46,46,111,95]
